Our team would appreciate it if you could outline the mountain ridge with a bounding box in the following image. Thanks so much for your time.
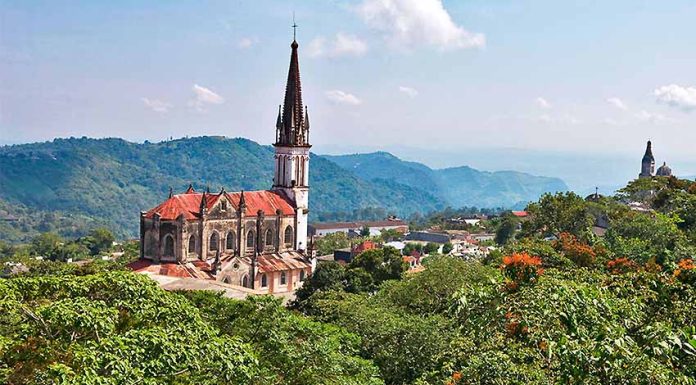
[0,137,566,241]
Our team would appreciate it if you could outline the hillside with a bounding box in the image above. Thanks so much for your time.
[0,138,567,242]
[0,137,445,241]
[324,152,568,208]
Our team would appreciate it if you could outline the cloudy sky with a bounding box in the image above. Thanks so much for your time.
[2,0,696,163]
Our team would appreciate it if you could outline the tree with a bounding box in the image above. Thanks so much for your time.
[350,247,406,287]
[402,242,423,256]
[495,213,519,245]
[81,227,115,255]
[442,242,454,254]
[360,225,371,237]
[293,261,347,304]
[0,272,258,384]
[525,192,595,240]
[31,232,62,259]
[314,232,351,256]
[424,242,440,255]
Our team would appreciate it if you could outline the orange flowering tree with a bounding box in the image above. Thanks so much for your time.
[554,232,596,267]
[674,258,696,285]
[500,252,543,289]
[606,257,640,274]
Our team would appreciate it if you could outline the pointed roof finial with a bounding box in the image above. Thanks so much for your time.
[185,183,195,194]
[239,190,246,207]
[168,186,173,198]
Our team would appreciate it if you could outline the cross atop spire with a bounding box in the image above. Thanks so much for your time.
[292,12,298,41]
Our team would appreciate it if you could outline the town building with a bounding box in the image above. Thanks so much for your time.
[137,36,314,295]
[309,219,408,237]
[639,140,673,179]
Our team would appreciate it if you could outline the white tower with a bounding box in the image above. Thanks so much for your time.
[273,37,311,252]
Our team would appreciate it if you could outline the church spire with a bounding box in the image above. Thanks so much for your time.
[275,30,310,147]
[642,140,654,162]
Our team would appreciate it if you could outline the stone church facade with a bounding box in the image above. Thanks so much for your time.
[139,37,314,294]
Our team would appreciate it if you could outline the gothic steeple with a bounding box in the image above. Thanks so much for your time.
[639,140,656,178]
[275,36,310,147]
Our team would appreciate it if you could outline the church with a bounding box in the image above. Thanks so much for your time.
[639,140,673,179]
[138,37,314,294]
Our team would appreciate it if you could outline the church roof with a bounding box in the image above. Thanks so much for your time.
[144,189,296,221]
[656,162,672,176]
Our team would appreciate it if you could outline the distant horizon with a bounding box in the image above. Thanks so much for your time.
[3,133,695,195]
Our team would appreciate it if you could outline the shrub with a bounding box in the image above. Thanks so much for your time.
[674,258,696,285]
[500,253,543,289]
[554,232,596,267]
[607,257,640,274]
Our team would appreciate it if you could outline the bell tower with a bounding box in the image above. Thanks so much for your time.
[273,33,310,252]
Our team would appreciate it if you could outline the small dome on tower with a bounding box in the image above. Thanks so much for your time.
[656,162,672,176]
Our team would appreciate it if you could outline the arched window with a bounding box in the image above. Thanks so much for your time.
[188,235,195,254]
[163,234,175,257]
[209,232,219,251]
[241,275,248,287]
[280,271,287,285]
[226,231,235,250]
[265,228,273,246]
[261,274,268,288]
[246,230,254,248]
[299,270,306,281]
[284,226,293,245]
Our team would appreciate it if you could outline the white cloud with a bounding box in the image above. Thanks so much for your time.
[189,84,225,112]
[398,86,418,98]
[141,98,172,113]
[325,90,362,105]
[237,37,258,49]
[308,33,368,58]
[654,84,696,111]
[356,0,485,51]
[535,97,551,109]
[635,110,674,124]
[535,113,580,125]
[607,97,628,110]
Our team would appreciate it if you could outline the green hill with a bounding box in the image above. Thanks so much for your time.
[0,137,567,242]
[324,152,568,209]
[0,137,444,241]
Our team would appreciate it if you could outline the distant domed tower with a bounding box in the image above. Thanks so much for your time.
[656,162,672,177]
[639,140,655,179]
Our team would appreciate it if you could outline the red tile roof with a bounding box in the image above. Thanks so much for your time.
[144,190,296,221]
[255,251,311,273]
[511,211,528,218]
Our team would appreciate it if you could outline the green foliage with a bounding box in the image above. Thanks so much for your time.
[495,212,519,245]
[525,191,595,240]
[442,242,454,254]
[314,232,351,256]
[180,292,383,385]
[0,137,446,241]
[0,272,258,384]
[403,242,423,256]
[423,242,440,254]
[349,247,406,288]
[605,211,691,267]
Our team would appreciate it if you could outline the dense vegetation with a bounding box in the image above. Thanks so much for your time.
[293,176,696,384]
[1,176,695,384]
[0,137,567,242]
[325,151,567,209]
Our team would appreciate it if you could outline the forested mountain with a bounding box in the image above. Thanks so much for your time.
[0,137,566,241]
[324,152,568,208]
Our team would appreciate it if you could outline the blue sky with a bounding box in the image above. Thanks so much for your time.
[2,0,696,170]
